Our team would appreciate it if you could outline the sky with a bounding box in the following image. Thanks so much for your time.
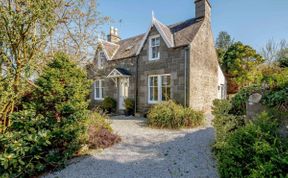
[98,0,288,51]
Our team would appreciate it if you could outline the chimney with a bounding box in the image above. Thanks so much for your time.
[195,0,211,20]
[107,26,121,43]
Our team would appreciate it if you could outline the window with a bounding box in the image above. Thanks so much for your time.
[149,35,160,60]
[148,74,171,103]
[94,80,104,100]
[98,51,106,69]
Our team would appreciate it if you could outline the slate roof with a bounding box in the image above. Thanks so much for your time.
[101,17,204,60]
[115,68,131,76]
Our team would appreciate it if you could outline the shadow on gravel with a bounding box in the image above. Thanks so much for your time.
[44,127,218,178]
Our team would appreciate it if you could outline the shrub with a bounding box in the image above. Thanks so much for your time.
[212,99,245,144]
[230,85,260,115]
[86,112,120,149]
[124,98,134,116]
[0,53,91,177]
[261,68,288,112]
[101,97,117,113]
[215,112,288,177]
[147,100,204,129]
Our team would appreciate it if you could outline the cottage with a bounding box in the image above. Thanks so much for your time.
[87,0,226,114]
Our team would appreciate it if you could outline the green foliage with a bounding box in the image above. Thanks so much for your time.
[124,98,134,115]
[261,68,288,112]
[147,100,204,129]
[212,99,245,144]
[0,53,92,177]
[230,85,261,115]
[32,52,92,118]
[101,97,117,113]
[222,42,264,88]
[215,112,288,178]
[278,48,288,68]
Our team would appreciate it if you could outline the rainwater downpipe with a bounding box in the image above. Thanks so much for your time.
[184,47,189,107]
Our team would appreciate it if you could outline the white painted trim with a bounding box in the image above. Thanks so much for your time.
[97,39,120,61]
[94,80,104,100]
[149,34,161,61]
[107,68,131,78]
[136,16,174,56]
[147,74,171,104]
[153,19,174,48]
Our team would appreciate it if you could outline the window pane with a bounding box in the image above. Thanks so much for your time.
[95,81,99,87]
[151,38,155,46]
[155,37,160,46]
[162,87,171,101]
[101,87,104,98]
[153,77,158,86]
[149,76,159,102]
[95,88,100,98]
[161,75,171,101]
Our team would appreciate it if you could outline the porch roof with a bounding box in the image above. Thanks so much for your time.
[107,68,131,78]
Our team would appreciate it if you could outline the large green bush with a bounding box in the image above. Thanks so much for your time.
[215,113,288,178]
[0,53,92,177]
[147,100,204,129]
[212,99,245,144]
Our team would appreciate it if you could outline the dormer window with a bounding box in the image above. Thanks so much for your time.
[149,35,160,60]
[98,51,106,69]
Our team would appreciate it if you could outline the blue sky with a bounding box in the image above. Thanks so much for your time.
[98,0,288,51]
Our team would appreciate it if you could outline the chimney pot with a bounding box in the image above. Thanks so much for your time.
[107,26,121,43]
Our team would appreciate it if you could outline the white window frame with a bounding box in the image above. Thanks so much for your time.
[98,51,105,69]
[149,34,160,61]
[94,80,104,100]
[148,74,171,104]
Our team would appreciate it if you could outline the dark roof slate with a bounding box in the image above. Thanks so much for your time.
[115,68,131,76]
[106,17,204,60]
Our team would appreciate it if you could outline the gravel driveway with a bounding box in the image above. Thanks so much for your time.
[44,116,218,178]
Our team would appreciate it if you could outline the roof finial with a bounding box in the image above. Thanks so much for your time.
[152,10,155,21]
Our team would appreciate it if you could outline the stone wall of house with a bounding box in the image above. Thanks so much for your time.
[87,53,137,110]
[137,27,186,113]
[189,19,218,112]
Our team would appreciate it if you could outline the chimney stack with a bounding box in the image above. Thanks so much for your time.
[107,26,121,43]
[195,0,211,20]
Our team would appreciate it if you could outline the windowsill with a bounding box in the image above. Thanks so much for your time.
[148,101,159,104]
[95,98,104,101]
[148,57,160,61]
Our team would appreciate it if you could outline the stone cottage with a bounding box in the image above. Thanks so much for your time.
[87,0,226,113]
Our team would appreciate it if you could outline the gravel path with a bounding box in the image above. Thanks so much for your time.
[44,116,218,178]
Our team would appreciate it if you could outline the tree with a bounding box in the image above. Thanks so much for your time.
[261,39,288,64]
[50,0,111,65]
[0,0,63,128]
[0,0,110,129]
[215,31,234,63]
[278,48,288,68]
[222,42,264,93]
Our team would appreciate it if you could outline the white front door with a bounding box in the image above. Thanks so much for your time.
[119,78,129,110]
